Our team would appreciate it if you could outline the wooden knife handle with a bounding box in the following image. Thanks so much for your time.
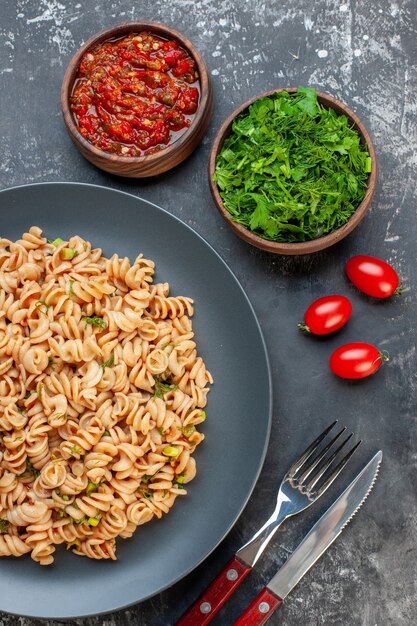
[233,587,283,625]
[175,555,251,626]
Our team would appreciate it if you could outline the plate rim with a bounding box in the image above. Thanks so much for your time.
[0,181,273,619]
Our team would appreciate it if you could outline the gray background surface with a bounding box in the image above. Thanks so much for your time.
[0,0,416,624]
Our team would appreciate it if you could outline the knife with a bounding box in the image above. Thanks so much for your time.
[233,450,382,625]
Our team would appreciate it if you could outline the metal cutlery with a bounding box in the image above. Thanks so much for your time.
[234,450,382,625]
[176,421,360,626]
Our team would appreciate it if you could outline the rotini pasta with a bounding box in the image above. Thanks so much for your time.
[0,227,212,564]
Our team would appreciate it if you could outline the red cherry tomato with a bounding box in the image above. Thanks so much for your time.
[345,255,400,298]
[299,295,352,335]
[330,342,388,379]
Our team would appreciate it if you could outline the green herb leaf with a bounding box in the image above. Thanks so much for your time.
[70,445,83,456]
[83,315,107,330]
[68,279,75,297]
[296,86,319,116]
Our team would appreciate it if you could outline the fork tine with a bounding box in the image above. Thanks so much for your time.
[296,426,347,484]
[314,440,361,496]
[288,420,337,478]
[305,432,353,490]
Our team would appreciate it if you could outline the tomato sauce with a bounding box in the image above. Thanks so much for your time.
[70,32,200,157]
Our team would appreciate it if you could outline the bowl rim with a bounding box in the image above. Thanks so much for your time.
[208,87,378,255]
[61,20,211,164]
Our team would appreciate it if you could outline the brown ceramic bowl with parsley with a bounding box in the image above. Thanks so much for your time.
[209,87,377,255]
[62,21,213,178]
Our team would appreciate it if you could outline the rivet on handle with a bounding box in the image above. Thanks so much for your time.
[200,602,212,614]
[258,601,270,614]
[226,568,238,581]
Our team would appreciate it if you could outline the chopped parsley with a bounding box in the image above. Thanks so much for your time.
[35,300,49,314]
[0,519,9,534]
[102,354,114,370]
[153,375,178,398]
[213,87,371,243]
[68,279,75,297]
[48,237,63,247]
[83,315,107,330]
[26,458,40,478]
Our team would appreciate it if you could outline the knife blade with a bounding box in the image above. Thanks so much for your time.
[234,450,382,626]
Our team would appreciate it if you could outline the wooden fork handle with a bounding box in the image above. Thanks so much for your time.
[233,587,283,625]
[175,555,251,626]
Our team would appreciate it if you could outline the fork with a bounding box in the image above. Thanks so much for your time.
[176,421,360,626]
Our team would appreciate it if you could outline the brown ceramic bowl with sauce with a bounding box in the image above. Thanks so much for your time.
[62,21,213,178]
[209,88,377,255]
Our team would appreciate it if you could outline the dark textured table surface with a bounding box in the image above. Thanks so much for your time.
[1,1,416,625]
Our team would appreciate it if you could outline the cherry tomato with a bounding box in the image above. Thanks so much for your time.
[330,342,388,379]
[345,255,400,298]
[299,295,352,335]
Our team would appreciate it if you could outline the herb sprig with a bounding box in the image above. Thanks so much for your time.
[213,87,371,243]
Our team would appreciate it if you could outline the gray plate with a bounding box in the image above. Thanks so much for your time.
[0,182,272,619]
